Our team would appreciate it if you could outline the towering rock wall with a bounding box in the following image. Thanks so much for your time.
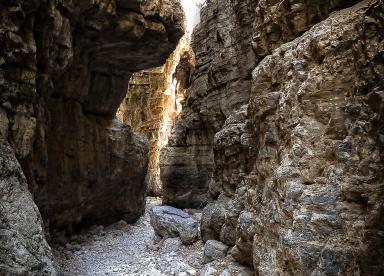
[246,3,384,273]
[160,0,257,208]
[161,0,384,274]
[160,0,360,208]
[117,36,193,195]
[0,0,184,274]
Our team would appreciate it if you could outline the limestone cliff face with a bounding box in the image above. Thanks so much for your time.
[162,0,384,274]
[117,36,193,195]
[0,0,184,274]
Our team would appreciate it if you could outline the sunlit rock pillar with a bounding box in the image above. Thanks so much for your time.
[117,36,193,196]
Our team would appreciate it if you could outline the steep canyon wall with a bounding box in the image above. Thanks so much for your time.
[0,0,184,274]
[161,0,384,274]
[117,36,193,195]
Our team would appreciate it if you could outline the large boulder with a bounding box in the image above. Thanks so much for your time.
[150,206,199,245]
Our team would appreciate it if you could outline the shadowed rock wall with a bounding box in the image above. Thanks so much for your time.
[0,0,184,274]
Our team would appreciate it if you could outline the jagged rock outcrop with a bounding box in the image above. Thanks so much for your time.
[162,0,384,274]
[1,0,184,274]
[0,124,56,275]
[160,0,361,209]
[245,2,384,274]
[117,36,193,195]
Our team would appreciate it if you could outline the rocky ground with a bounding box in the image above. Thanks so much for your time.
[53,198,204,276]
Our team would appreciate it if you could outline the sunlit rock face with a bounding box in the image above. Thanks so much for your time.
[0,0,184,274]
[117,36,193,195]
[162,0,384,274]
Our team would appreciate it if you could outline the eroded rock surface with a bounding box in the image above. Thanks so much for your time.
[0,138,56,275]
[160,0,359,209]
[1,0,184,274]
[162,0,384,274]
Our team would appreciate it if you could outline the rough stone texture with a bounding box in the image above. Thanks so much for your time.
[203,240,229,264]
[1,0,184,274]
[160,0,254,209]
[160,0,358,209]
[150,206,199,245]
[0,135,56,275]
[117,36,193,195]
[162,0,384,274]
[246,2,384,274]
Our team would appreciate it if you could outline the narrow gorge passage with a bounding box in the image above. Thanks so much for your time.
[1,0,383,276]
[50,1,216,275]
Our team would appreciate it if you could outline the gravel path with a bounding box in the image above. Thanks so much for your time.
[53,198,204,276]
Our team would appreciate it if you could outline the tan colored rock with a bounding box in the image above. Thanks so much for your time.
[247,2,384,274]
[117,36,193,195]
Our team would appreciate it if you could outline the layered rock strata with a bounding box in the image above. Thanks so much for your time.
[117,36,193,195]
[162,0,384,274]
[1,0,184,274]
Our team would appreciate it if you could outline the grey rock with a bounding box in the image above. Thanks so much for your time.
[221,263,254,276]
[0,141,56,275]
[203,240,229,264]
[200,200,227,242]
[160,238,182,254]
[150,206,199,245]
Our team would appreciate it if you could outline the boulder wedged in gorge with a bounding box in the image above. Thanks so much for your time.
[1,0,184,274]
[202,1,384,275]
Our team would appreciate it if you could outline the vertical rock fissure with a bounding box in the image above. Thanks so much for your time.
[116,36,194,196]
